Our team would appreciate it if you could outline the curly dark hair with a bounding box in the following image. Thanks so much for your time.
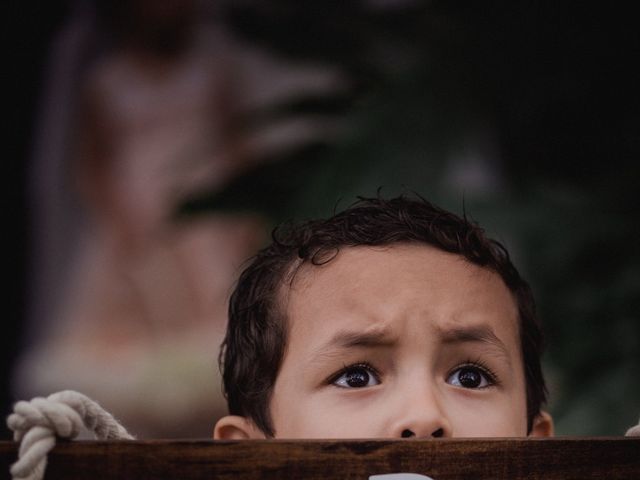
[220,195,547,436]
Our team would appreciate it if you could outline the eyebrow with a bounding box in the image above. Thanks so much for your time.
[309,324,512,364]
[310,327,397,361]
[329,328,397,349]
[438,324,512,363]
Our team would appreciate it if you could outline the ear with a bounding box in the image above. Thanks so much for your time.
[528,410,554,437]
[213,415,267,440]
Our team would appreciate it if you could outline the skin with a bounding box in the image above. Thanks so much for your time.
[215,244,553,439]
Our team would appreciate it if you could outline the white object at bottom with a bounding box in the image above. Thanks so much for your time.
[370,474,434,480]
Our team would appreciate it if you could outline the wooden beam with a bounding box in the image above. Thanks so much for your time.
[1,438,638,479]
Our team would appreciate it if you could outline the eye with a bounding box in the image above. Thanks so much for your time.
[447,364,495,389]
[331,363,381,388]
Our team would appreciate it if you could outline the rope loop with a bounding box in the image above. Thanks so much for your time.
[6,390,134,480]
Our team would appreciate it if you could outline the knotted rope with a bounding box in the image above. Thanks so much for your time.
[5,390,639,480]
[6,390,134,480]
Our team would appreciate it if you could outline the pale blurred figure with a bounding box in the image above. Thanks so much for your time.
[16,0,346,437]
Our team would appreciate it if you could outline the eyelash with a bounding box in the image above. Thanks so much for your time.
[326,359,501,388]
[326,358,500,388]
[451,358,501,387]
[327,361,381,385]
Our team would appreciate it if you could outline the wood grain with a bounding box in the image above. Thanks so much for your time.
[1,438,638,479]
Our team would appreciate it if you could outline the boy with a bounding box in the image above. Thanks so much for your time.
[214,195,554,439]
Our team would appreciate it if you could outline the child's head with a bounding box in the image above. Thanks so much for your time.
[214,196,553,439]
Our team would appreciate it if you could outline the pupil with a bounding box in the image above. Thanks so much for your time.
[346,368,370,387]
[459,368,481,388]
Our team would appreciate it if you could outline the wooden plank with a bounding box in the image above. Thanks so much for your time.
[1,438,638,480]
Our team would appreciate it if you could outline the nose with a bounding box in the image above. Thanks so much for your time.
[389,385,452,439]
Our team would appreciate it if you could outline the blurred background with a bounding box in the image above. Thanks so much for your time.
[5,0,639,438]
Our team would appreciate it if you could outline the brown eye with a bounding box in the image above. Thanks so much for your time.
[332,364,380,388]
[447,366,492,389]
[458,368,482,388]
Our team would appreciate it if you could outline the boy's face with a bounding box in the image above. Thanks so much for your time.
[270,244,532,438]
[215,243,553,439]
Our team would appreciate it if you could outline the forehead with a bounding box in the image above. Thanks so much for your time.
[283,244,520,353]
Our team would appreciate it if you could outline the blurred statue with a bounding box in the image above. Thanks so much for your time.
[16,0,346,437]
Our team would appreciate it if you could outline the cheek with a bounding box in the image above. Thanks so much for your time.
[270,379,338,438]
[444,391,528,437]
[271,387,384,438]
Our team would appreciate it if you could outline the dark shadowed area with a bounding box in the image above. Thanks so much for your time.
[5,1,639,438]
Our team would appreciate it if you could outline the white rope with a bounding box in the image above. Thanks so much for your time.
[5,391,639,480]
[626,417,640,437]
[6,390,134,480]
